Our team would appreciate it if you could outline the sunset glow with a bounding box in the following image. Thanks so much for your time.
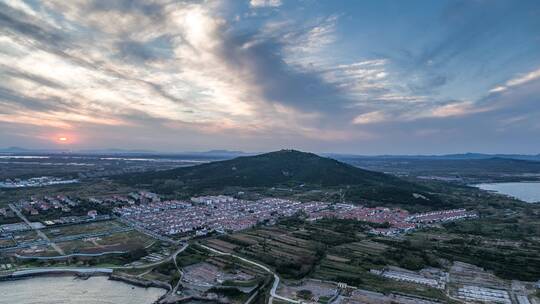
[0,1,539,153]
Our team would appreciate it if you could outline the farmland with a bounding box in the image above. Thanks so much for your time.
[202,214,540,303]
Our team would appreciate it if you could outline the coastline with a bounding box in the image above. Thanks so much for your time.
[0,267,170,292]
[472,181,540,203]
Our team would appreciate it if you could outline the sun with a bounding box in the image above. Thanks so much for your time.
[58,137,68,142]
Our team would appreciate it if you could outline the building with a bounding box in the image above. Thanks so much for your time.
[457,286,511,304]
[191,195,235,205]
[87,210,98,219]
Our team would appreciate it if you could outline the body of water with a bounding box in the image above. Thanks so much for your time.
[0,276,165,304]
[475,182,540,203]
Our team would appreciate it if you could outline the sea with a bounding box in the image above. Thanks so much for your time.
[475,182,540,203]
[0,276,165,304]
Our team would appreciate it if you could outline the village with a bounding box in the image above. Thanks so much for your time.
[112,192,478,238]
[1,191,539,304]
[1,191,479,246]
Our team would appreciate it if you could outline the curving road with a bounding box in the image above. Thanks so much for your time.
[171,244,187,293]
[198,244,299,304]
[10,243,189,276]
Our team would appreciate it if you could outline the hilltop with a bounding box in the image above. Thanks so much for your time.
[119,150,442,208]
[122,150,396,187]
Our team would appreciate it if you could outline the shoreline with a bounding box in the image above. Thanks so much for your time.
[0,268,170,293]
[472,181,540,204]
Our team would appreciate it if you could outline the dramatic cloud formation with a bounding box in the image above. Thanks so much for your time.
[1,0,539,153]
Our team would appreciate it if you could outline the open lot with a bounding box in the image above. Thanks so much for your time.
[57,230,155,254]
[43,220,127,238]
[278,279,338,302]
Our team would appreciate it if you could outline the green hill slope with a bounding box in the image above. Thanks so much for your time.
[119,150,444,208]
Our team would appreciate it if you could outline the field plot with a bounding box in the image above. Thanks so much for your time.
[208,226,323,279]
[202,219,457,302]
[448,261,510,295]
[17,245,59,257]
[12,230,41,244]
[0,237,15,248]
[58,230,154,254]
[42,220,126,238]
[205,238,238,253]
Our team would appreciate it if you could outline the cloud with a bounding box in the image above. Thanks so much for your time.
[250,0,282,8]
[115,37,173,62]
[489,67,540,93]
[0,0,357,143]
[428,101,484,118]
[1,0,539,153]
[352,111,388,125]
[0,2,64,46]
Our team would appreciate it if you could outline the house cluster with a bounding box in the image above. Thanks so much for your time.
[0,176,78,188]
[190,195,235,204]
[114,197,330,236]
[87,191,160,207]
[308,204,477,236]
[3,189,478,240]
[15,195,80,216]
[405,208,478,224]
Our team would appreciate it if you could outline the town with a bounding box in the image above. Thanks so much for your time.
[1,190,478,256]
[112,193,476,238]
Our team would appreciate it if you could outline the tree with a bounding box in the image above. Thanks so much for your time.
[297,289,313,300]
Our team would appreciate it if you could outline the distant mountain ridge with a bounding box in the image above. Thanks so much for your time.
[2,147,538,161]
[0,147,249,157]
[328,152,540,162]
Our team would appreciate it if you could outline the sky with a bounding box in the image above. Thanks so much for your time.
[1,0,540,154]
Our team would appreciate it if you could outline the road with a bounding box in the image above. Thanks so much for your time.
[117,243,189,271]
[198,244,299,304]
[7,243,189,277]
[9,203,65,255]
[171,243,187,293]
[12,267,113,276]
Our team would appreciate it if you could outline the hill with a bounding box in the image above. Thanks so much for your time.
[119,150,443,208]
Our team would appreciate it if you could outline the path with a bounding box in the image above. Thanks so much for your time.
[9,203,65,255]
[171,244,186,293]
[198,244,299,304]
